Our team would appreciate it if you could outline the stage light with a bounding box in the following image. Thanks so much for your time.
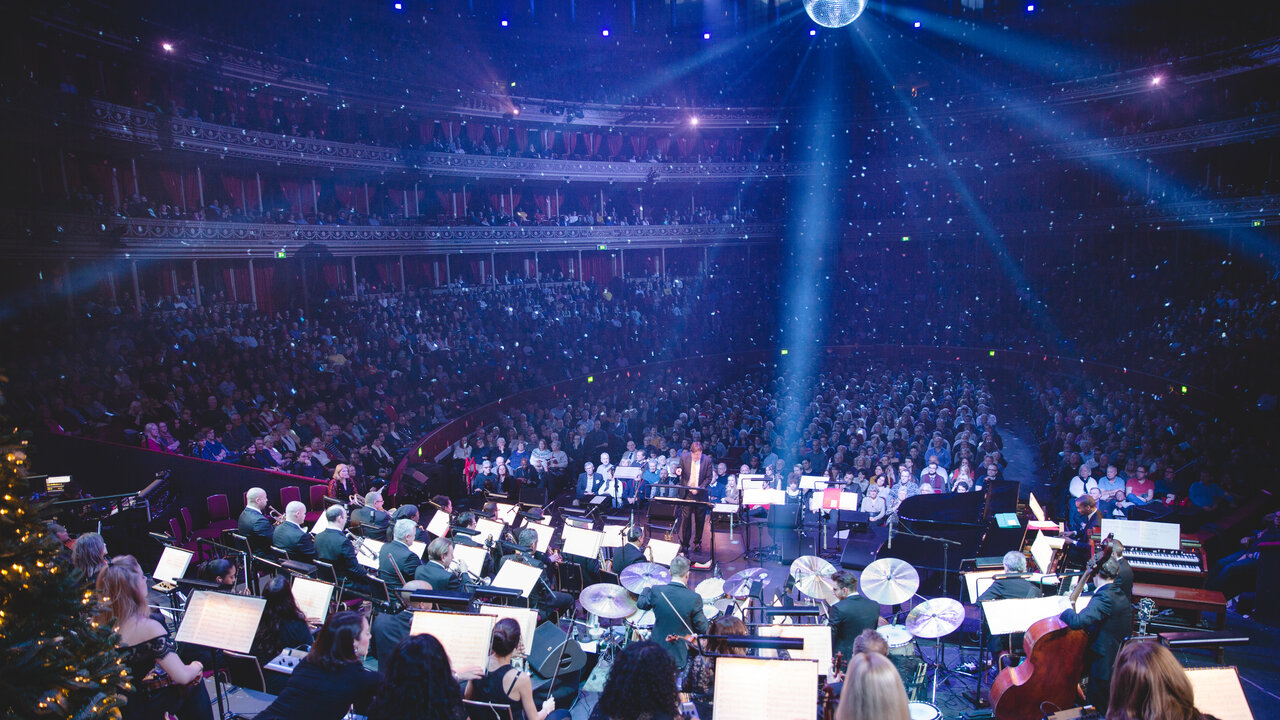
[500,18,508,26]
[601,28,610,36]
[393,2,402,9]
[1151,75,1163,86]
[703,32,711,39]
[512,108,520,115]
[1025,3,1034,11]
[690,116,699,126]
[803,0,867,28]
[161,42,174,53]
[913,20,921,28]
[809,28,818,35]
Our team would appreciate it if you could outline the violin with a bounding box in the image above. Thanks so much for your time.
[989,533,1115,720]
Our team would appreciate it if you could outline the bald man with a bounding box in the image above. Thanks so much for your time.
[273,501,316,561]
[238,487,274,549]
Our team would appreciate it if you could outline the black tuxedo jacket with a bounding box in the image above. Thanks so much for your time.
[611,543,647,576]
[1060,581,1132,682]
[350,506,391,539]
[414,560,464,592]
[978,576,1042,603]
[238,508,274,547]
[637,581,710,667]
[273,522,317,560]
[829,593,881,661]
[314,528,362,579]
[378,540,422,589]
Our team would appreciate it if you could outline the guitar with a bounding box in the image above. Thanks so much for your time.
[989,534,1114,720]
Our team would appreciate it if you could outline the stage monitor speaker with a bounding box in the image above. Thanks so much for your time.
[527,621,587,679]
[839,529,881,571]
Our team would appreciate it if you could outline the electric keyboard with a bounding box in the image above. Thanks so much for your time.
[1125,546,1206,586]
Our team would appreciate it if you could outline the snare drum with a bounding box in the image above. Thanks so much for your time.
[877,624,917,656]
[907,701,941,720]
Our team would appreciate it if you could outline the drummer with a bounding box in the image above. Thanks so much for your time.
[829,570,882,662]
[610,526,647,576]
[636,555,710,668]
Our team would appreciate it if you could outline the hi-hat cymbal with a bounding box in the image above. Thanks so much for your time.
[905,597,965,639]
[581,583,639,619]
[724,567,772,598]
[859,558,920,605]
[789,555,837,600]
[619,562,671,594]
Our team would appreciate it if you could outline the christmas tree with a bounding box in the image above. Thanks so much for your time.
[0,430,128,719]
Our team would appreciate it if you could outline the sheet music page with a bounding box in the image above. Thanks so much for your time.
[808,494,825,513]
[1186,667,1254,720]
[409,611,496,670]
[799,475,827,490]
[525,522,554,552]
[590,495,609,506]
[712,657,818,720]
[478,604,538,653]
[614,466,641,481]
[451,543,488,577]
[738,475,765,491]
[964,570,1003,603]
[755,625,833,675]
[740,488,773,506]
[175,591,266,653]
[1029,492,1047,522]
[1104,518,1182,551]
[491,560,542,597]
[427,510,450,538]
[838,492,860,510]
[982,595,1089,635]
[713,502,740,514]
[152,546,193,583]
[493,503,519,525]
[291,576,334,624]
[561,525,605,559]
[309,512,333,535]
[1029,531,1054,573]
[409,541,427,558]
[356,537,384,569]
[474,518,505,546]
[601,525,628,548]
[646,538,681,566]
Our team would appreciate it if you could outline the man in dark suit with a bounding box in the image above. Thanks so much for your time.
[1059,558,1132,711]
[1101,537,1134,598]
[610,526,648,576]
[238,487,275,550]
[1062,494,1100,568]
[371,580,433,671]
[414,538,465,592]
[350,490,391,539]
[677,442,714,551]
[978,551,1043,659]
[828,570,882,662]
[378,519,423,590]
[272,501,316,561]
[387,504,429,543]
[501,528,573,622]
[314,505,365,583]
[574,462,604,504]
[636,555,709,668]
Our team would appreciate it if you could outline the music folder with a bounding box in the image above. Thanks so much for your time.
[152,546,194,583]
[473,518,505,546]
[645,538,681,566]
[175,591,267,654]
[561,525,605,559]
[982,595,1089,636]
[451,543,488,578]
[426,510,450,538]
[291,576,335,624]
[477,604,538,654]
[712,657,818,720]
[1185,666,1254,720]
[491,560,543,598]
[493,502,520,525]
[601,524,628,548]
[523,521,554,553]
[410,610,497,671]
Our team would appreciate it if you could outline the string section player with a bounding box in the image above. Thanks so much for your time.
[1058,557,1132,711]
[635,554,709,668]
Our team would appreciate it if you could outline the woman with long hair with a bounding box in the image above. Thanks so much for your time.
[96,557,211,720]
[1107,641,1220,720]
[835,651,910,720]
[466,618,565,720]
[366,634,465,720]
[71,531,108,585]
[685,616,748,717]
[257,611,379,720]
[329,463,360,504]
[591,641,682,720]
[250,575,314,693]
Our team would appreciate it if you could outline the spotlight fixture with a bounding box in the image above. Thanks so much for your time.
[393,1,403,9]
[601,28,610,36]
[913,20,921,28]
[500,19,508,26]
[1151,75,1163,86]
[810,28,818,35]
[1025,3,1034,10]
[161,42,174,52]
[690,117,699,126]
[703,32,711,39]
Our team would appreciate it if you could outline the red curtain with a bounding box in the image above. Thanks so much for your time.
[630,135,645,157]
[465,122,485,146]
[654,137,671,156]
[254,264,275,314]
[607,134,623,158]
[514,128,529,152]
[728,137,743,158]
[336,184,358,211]
[221,176,246,210]
[676,137,693,158]
[583,133,601,156]
[159,170,185,206]
[495,126,510,148]
[436,190,460,218]
[279,181,302,215]
[704,138,720,156]
[419,118,435,144]
[532,193,561,217]
[442,121,461,143]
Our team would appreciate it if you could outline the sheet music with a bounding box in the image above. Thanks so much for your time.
[738,474,765,491]
[356,537,384,570]
[291,576,335,624]
[1101,518,1182,551]
[1029,531,1055,573]
[964,571,1052,603]
[426,510,450,538]
[175,591,266,653]
[712,503,740,514]
[152,546,193,583]
[1186,667,1254,720]
[590,495,610,506]
[1029,492,1047,522]
[309,511,333,535]
[755,625,833,676]
[451,543,488,577]
[493,503,519,525]
[799,475,827,491]
[614,466,642,481]
[409,541,427,558]
[409,611,496,670]
[712,657,819,720]
[525,522,554,553]
[491,560,543,597]
[838,492,860,511]
[601,524,628,548]
[646,538,681,566]
[808,494,826,513]
[474,518,505,546]
[741,488,786,506]
[982,595,1089,635]
[561,525,605,559]
[477,604,538,653]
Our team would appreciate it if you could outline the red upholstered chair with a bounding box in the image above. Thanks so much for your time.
[168,517,185,543]
[280,486,302,509]
[185,505,223,560]
[206,494,238,533]
[306,484,328,524]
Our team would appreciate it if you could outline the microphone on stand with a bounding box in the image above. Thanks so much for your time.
[888,516,895,550]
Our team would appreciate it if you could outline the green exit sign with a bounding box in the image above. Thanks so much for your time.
[597,244,608,251]
[275,250,287,259]
[1253,220,1265,228]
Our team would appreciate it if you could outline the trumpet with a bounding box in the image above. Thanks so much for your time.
[268,505,286,525]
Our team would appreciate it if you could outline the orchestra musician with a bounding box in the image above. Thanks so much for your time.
[978,551,1042,663]
[678,442,714,551]
[1062,494,1100,568]
[328,464,361,506]
[829,570,882,662]
[370,579,434,671]
[635,555,709,668]
[1100,537,1134,599]
[454,511,484,547]
[389,503,429,543]
[414,537,466,592]
[1058,558,1132,711]
[504,527,574,621]
[466,618,565,720]
[239,487,275,550]
[610,525,647,576]
[350,490,391,539]
[273,501,317,561]
[313,505,367,585]
[378,519,423,590]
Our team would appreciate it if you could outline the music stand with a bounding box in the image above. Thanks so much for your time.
[175,590,268,719]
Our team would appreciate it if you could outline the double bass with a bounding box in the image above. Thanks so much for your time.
[989,534,1115,720]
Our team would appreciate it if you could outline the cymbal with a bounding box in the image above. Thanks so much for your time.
[789,555,837,600]
[619,562,671,594]
[695,577,726,602]
[581,583,638,619]
[724,567,772,599]
[859,558,920,605]
[905,597,965,639]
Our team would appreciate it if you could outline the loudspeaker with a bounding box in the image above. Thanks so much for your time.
[527,621,587,679]
[839,529,881,571]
